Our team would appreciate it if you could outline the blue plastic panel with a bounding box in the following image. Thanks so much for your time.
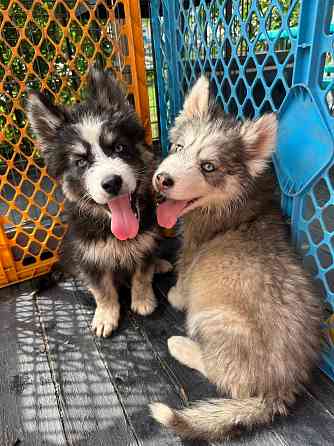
[275,0,334,198]
[297,163,334,305]
[151,0,303,152]
[275,86,334,197]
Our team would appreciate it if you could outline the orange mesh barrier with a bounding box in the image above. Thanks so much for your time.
[0,0,151,287]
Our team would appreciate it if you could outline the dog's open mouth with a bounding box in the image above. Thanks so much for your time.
[107,191,139,241]
[156,195,200,228]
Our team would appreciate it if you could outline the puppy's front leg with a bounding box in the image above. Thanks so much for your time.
[89,273,120,338]
[167,282,186,311]
[131,261,156,316]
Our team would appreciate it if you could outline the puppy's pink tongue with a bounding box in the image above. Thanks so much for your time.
[108,194,139,240]
[157,199,188,228]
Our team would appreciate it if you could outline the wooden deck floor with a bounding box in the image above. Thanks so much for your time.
[1,265,334,445]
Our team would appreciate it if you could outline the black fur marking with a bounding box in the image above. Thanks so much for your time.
[27,68,160,307]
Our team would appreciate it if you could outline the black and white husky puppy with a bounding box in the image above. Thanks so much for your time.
[27,69,170,337]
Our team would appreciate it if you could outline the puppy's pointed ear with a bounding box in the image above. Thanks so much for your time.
[180,75,210,119]
[26,91,69,149]
[86,67,127,110]
[240,113,277,177]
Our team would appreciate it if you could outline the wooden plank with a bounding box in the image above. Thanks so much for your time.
[0,283,67,446]
[3,269,334,446]
[305,368,334,415]
[271,390,334,446]
[72,280,189,446]
[35,281,138,446]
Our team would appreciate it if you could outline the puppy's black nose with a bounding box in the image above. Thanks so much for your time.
[155,172,174,191]
[102,175,122,195]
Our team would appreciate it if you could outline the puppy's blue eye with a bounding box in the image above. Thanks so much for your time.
[201,162,215,173]
[76,159,87,168]
[115,143,126,153]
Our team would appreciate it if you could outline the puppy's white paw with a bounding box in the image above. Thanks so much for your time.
[168,336,189,360]
[91,304,119,337]
[168,336,205,374]
[167,286,185,311]
[149,402,174,426]
[155,258,173,274]
[131,287,156,316]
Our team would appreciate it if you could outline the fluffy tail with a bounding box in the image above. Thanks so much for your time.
[150,396,282,441]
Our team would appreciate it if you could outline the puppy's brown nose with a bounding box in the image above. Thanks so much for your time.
[155,172,174,191]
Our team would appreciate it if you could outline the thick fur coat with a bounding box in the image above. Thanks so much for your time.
[27,69,170,337]
[150,76,322,440]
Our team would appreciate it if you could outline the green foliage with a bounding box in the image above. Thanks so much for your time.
[0,0,304,163]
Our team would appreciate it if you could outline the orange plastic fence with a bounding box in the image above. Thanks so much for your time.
[0,0,151,287]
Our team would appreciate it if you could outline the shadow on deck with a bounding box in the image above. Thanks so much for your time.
[1,267,334,446]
